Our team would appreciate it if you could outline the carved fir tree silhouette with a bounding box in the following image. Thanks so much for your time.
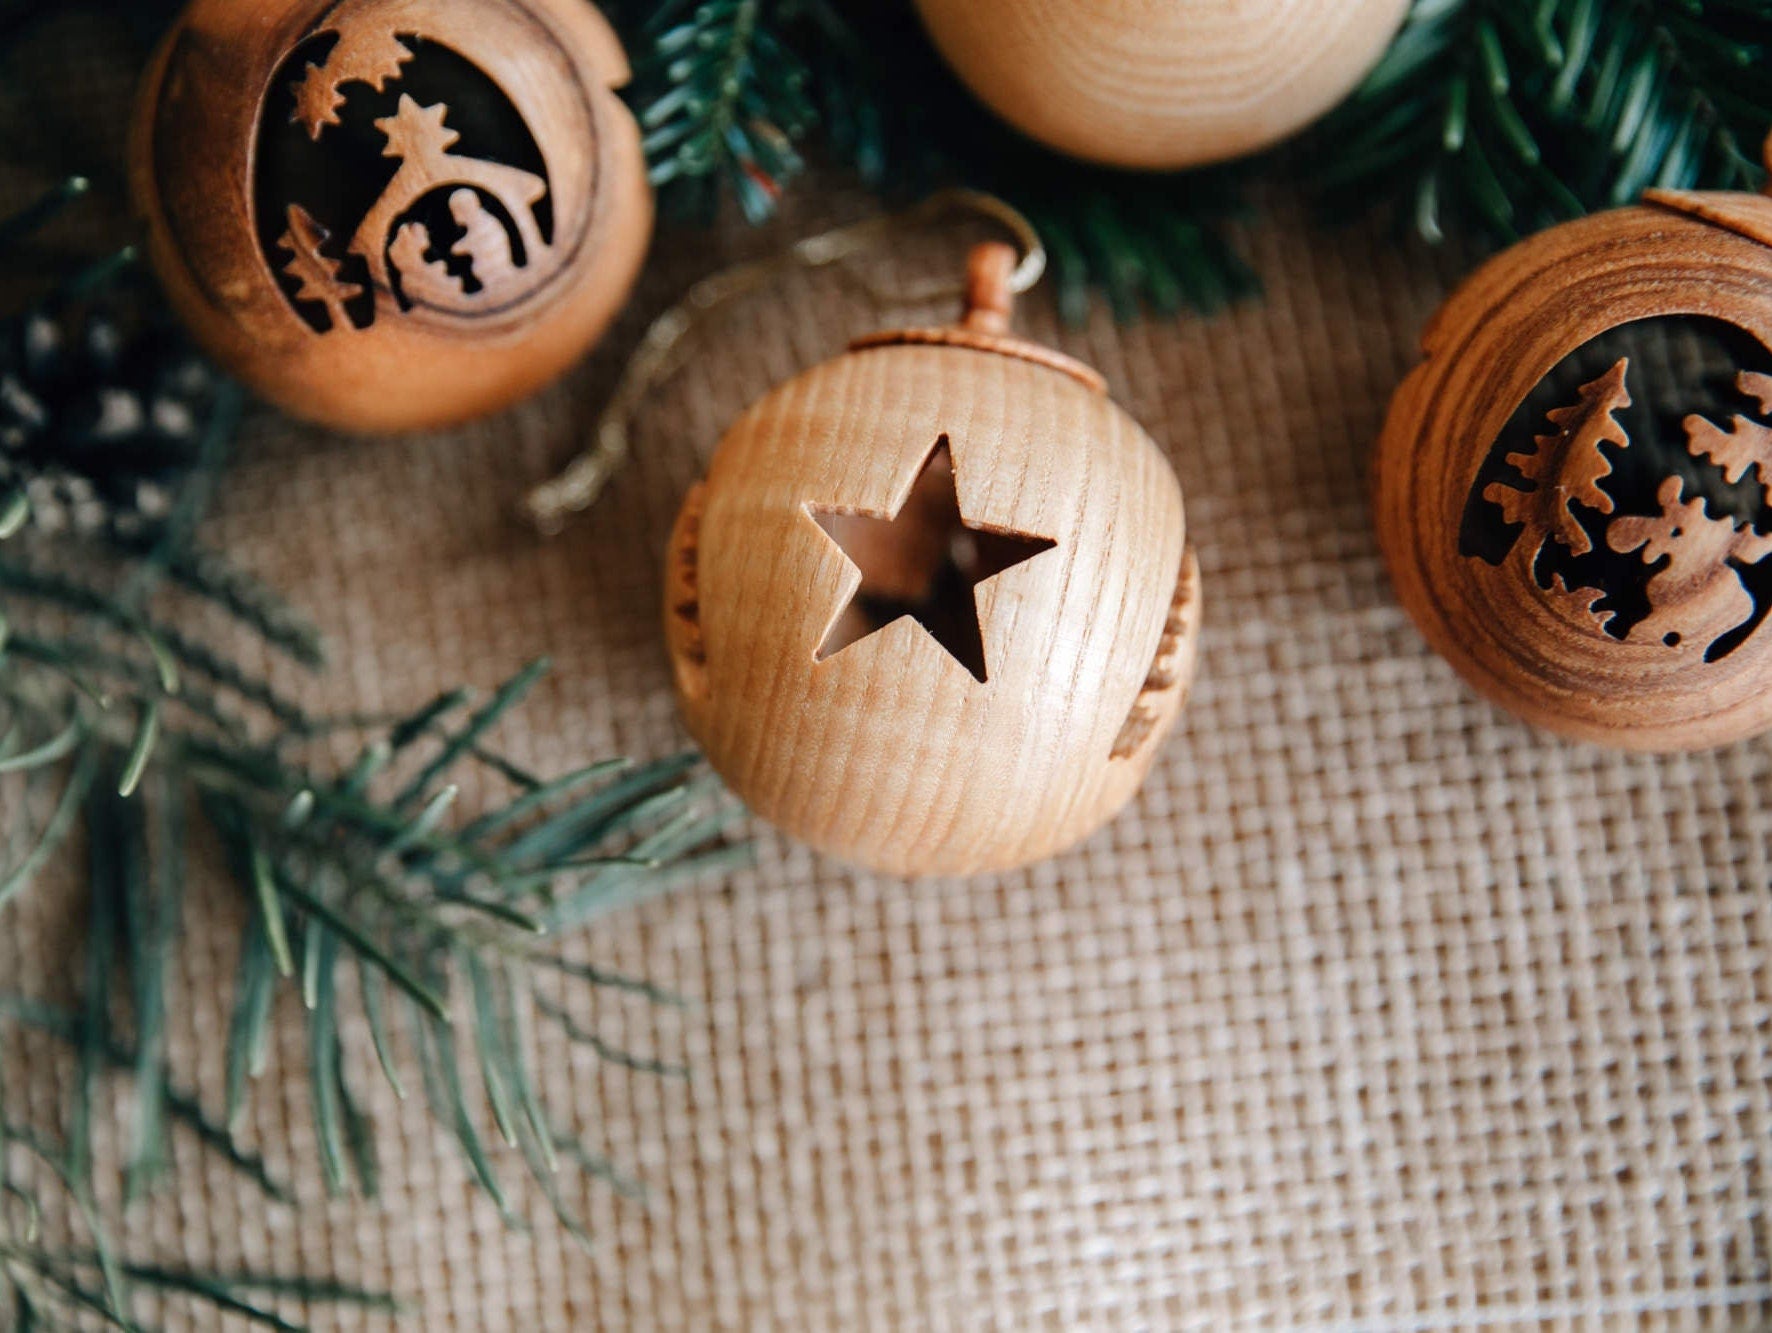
[1484,357,1630,558]
[351,95,549,304]
[277,204,363,333]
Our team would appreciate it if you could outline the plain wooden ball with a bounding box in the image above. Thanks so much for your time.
[665,247,1200,876]
[131,0,651,433]
[1374,177,1772,752]
[912,0,1410,170]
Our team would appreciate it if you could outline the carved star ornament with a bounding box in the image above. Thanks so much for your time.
[805,435,1055,683]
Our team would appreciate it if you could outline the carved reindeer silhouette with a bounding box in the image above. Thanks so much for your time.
[350,95,549,304]
[1607,475,1772,652]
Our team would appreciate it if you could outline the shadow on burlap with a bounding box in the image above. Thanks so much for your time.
[3,11,1771,1330]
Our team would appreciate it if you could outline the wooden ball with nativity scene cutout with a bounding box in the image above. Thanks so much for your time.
[130,0,651,433]
[665,244,1201,877]
[1374,139,1772,751]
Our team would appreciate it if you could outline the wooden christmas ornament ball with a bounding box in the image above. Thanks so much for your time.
[665,245,1200,876]
[911,0,1409,170]
[131,0,651,433]
[1374,157,1772,752]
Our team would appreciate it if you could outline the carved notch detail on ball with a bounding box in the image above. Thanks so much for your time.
[1460,317,1772,664]
[1111,554,1201,761]
[808,435,1055,683]
[252,9,569,334]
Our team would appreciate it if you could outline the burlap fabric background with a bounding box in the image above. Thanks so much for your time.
[4,12,1772,1330]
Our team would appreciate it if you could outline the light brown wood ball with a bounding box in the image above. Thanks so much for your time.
[664,249,1199,876]
[1374,181,1772,752]
[131,0,651,433]
[912,0,1409,170]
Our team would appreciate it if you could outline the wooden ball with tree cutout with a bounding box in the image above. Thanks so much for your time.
[131,0,651,433]
[911,0,1410,170]
[1374,135,1772,751]
[664,244,1200,876]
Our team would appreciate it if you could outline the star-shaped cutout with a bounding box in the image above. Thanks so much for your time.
[809,436,1055,682]
[288,30,415,140]
[374,95,461,162]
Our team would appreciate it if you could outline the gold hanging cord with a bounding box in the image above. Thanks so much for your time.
[520,189,1045,535]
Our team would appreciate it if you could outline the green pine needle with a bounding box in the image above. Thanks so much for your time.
[0,187,745,1328]
[605,0,1259,319]
[1311,0,1772,245]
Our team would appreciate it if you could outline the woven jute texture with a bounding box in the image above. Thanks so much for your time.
[5,15,1772,1330]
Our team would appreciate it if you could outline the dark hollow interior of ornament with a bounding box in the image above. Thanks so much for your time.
[810,437,1054,683]
[1460,314,1772,662]
[252,32,554,334]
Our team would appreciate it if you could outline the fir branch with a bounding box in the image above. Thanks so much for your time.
[0,187,747,1327]
[0,551,320,735]
[0,1247,398,1332]
[0,997,292,1201]
[1311,0,1772,244]
[608,0,1258,318]
[179,694,733,1221]
[785,0,1258,317]
[149,541,324,669]
[2,523,740,1325]
[627,0,816,222]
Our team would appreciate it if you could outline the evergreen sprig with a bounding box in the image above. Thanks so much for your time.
[15,0,1772,320]
[0,190,748,1330]
[609,0,1258,319]
[1313,0,1772,245]
[615,0,1772,313]
[625,0,817,223]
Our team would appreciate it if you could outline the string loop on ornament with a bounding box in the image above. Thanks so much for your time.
[520,190,1046,535]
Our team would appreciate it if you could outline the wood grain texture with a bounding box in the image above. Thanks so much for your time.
[130,0,651,433]
[1374,188,1772,752]
[912,0,1409,170]
[665,254,1195,875]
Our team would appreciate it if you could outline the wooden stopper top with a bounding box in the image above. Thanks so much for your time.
[848,240,1107,394]
[962,241,1017,335]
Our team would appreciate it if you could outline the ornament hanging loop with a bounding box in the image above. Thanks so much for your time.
[866,189,1045,308]
[781,189,1045,307]
[521,190,1046,535]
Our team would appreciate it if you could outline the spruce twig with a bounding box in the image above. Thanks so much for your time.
[1311,0,1772,245]
[606,0,1258,319]
[0,178,745,1328]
